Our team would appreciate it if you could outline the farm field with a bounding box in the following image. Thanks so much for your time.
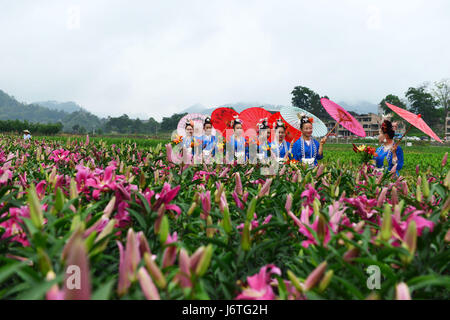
[0,134,449,300]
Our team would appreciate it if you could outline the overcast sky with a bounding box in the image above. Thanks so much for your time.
[0,0,449,120]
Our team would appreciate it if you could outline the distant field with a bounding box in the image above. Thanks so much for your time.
[31,135,449,177]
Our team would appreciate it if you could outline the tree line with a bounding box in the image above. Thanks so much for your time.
[0,119,63,135]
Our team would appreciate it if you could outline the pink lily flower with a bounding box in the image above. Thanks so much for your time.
[153,183,181,216]
[301,184,320,206]
[236,264,281,300]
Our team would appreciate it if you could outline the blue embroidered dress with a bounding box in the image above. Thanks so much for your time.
[374,145,404,175]
[226,135,248,162]
[201,134,217,156]
[292,138,323,166]
[270,140,291,159]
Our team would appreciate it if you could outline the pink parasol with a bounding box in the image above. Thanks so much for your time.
[385,102,443,144]
[320,98,366,137]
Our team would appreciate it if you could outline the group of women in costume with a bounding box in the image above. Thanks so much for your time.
[179,114,404,174]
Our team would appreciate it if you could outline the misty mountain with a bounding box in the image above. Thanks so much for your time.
[338,101,378,115]
[0,89,103,132]
[33,100,83,113]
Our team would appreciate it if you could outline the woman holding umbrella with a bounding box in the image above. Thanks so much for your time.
[291,114,327,167]
[374,120,404,175]
[270,119,291,161]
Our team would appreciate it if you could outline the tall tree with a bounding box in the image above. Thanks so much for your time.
[405,85,439,126]
[431,78,450,121]
[378,94,406,121]
[291,86,331,120]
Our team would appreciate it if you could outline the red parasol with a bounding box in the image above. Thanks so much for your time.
[268,112,302,143]
[239,107,273,133]
[211,107,239,136]
[320,98,366,137]
[385,102,443,144]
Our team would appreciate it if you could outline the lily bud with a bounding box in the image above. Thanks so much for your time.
[304,261,327,291]
[287,270,304,293]
[334,185,340,198]
[103,196,116,218]
[421,173,430,199]
[395,282,411,300]
[187,202,197,216]
[222,206,232,234]
[70,178,78,200]
[27,184,44,230]
[246,196,258,221]
[416,165,420,175]
[442,152,448,167]
[402,181,409,196]
[402,221,417,265]
[190,246,205,271]
[258,178,272,198]
[137,267,160,300]
[445,171,450,189]
[416,185,422,202]
[377,187,388,208]
[391,187,398,206]
[214,183,225,204]
[143,252,166,289]
[380,204,392,242]
[235,172,243,196]
[285,193,293,213]
[316,164,324,178]
[206,215,215,238]
[318,270,333,293]
[64,236,91,300]
[313,198,321,217]
[159,215,169,244]
[241,221,251,251]
[53,187,65,214]
[195,244,213,277]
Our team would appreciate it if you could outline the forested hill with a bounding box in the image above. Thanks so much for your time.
[0,90,103,132]
[0,90,68,122]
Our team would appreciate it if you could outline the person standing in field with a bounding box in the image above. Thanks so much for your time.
[374,120,404,176]
[226,116,248,164]
[201,117,217,162]
[291,114,327,167]
[270,119,291,162]
[23,130,32,141]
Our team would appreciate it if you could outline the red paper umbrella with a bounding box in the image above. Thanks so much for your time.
[211,107,239,136]
[385,102,443,144]
[268,112,302,143]
[239,107,273,133]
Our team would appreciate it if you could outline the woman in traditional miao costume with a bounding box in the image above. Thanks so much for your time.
[270,119,291,163]
[374,120,404,176]
[227,116,248,164]
[201,117,217,163]
[256,118,271,164]
[181,120,196,162]
[291,114,327,167]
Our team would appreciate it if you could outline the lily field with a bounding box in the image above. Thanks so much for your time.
[0,134,449,300]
